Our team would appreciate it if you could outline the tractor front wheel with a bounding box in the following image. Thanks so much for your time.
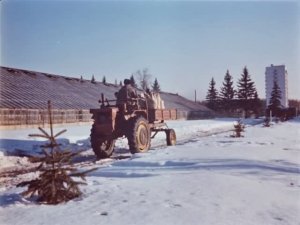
[90,125,115,159]
[91,137,115,159]
[127,117,151,154]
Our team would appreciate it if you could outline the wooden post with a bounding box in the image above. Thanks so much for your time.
[101,93,105,108]
[48,100,53,138]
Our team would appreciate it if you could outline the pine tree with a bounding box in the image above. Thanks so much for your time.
[231,119,245,138]
[268,77,282,113]
[80,76,84,83]
[206,77,219,110]
[119,81,123,86]
[17,101,95,204]
[237,67,256,100]
[219,70,235,112]
[102,76,106,84]
[254,91,258,99]
[152,78,161,92]
[237,67,257,117]
[91,75,96,84]
[251,91,262,118]
[130,74,137,88]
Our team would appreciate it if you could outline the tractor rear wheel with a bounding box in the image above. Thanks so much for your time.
[90,126,115,159]
[166,129,176,146]
[127,117,151,154]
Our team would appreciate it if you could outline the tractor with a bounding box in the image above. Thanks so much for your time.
[90,93,177,159]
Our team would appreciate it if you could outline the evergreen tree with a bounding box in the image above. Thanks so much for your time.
[152,78,161,92]
[130,74,137,88]
[254,91,258,99]
[17,101,94,205]
[80,76,84,83]
[102,76,107,84]
[91,75,96,84]
[236,67,257,117]
[219,70,235,112]
[231,119,245,138]
[237,67,256,100]
[268,77,282,113]
[251,91,262,118]
[119,81,123,86]
[206,77,219,110]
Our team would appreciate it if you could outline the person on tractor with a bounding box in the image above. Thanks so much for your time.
[116,79,138,111]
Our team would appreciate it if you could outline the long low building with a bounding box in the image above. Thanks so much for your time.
[0,66,213,127]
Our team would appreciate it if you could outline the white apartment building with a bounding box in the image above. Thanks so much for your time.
[265,64,288,108]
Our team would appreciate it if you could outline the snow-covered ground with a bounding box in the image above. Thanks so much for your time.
[0,118,299,225]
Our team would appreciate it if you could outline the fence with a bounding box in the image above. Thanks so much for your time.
[0,108,92,126]
[187,110,215,120]
[0,108,213,127]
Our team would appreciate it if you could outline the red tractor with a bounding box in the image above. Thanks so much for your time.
[90,93,177,159]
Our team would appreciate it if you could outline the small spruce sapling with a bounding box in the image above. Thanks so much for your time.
[231,119,245,138]
[17,101,95,205]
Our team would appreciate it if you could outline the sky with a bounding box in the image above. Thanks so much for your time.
[1,0,299,101]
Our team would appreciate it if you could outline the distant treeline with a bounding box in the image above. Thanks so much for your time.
[204,67,299,118]
[204,67,261,118]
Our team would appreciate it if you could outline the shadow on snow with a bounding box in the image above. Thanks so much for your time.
[89,158,300,178]
[0,138,91,157]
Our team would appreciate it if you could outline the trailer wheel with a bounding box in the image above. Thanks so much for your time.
[127,117,151,154]
[166,129,176,146]
[90,126,115,159]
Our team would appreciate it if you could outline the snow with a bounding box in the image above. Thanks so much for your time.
[0,118,300,225]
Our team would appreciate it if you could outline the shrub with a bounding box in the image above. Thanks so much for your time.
[231,119,245,138]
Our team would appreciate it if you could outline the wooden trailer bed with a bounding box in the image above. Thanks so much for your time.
[148,109,177,122]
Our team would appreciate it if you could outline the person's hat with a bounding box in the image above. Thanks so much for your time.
[124,79,131,85]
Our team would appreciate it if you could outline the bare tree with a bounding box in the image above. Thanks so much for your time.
[135,68,152,91]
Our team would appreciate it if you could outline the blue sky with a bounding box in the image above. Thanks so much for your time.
[1,0,299,100]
